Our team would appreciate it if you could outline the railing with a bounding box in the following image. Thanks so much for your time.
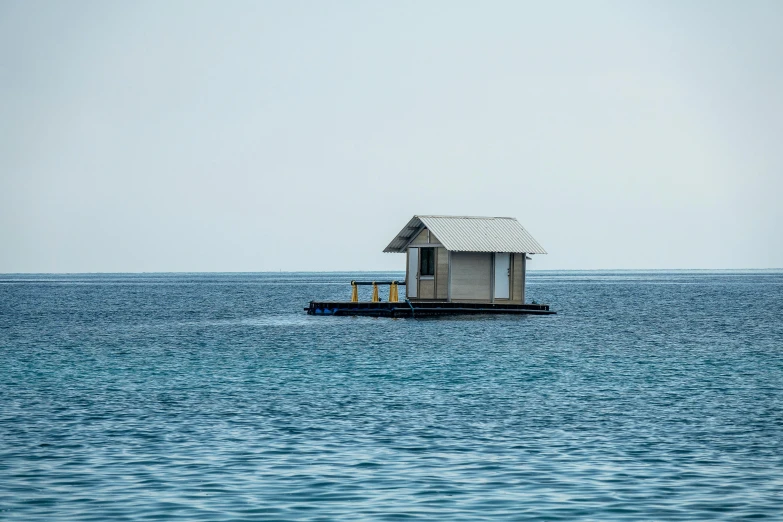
[350,280,407,303]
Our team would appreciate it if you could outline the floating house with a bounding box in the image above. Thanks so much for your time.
[384,215,546,304]
[306,215,553,317]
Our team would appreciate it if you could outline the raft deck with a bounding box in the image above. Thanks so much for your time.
[305,301,555,317]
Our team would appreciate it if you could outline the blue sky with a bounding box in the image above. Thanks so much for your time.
[1,1,781,271]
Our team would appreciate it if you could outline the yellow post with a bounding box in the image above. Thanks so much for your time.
[389,282,398,302]
[351,281,358,302]
[371,282,379,302]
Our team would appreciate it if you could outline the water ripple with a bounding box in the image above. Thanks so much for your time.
[1,271,782,520]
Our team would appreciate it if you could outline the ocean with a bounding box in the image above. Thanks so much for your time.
[1,271,782,520]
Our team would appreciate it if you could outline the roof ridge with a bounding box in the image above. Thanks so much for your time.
[416,215,517,220]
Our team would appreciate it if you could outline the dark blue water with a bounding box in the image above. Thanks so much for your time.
[1,271,782,520]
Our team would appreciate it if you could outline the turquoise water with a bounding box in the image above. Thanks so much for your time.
[1,271,782,520]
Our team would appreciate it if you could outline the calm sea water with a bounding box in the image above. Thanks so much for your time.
[1,271,782,520]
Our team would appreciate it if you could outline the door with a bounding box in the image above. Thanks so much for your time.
[494,253,510,299]
[407,247,418,298]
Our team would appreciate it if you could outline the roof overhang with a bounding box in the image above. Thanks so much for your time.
[383,216,426,253]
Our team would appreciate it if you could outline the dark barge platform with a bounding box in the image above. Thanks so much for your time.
[305,301,555,318]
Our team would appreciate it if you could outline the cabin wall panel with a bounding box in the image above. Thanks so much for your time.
[450,252,492,300]
[411,229,429,245]
[418,279,435,299]
[521,255,527,304]
[436,248,449,299]
[410,228,440,246]
[510,253,524,304]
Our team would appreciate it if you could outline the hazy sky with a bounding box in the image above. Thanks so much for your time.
[1,1,781,272]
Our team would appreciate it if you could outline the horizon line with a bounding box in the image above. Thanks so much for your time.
[1,268,782,276]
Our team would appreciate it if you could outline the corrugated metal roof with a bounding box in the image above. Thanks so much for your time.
[383,215,547,254]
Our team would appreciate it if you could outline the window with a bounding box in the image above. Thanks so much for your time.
[420,248,435,276]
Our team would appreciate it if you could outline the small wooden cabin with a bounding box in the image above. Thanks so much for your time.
[384,215,547,304]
